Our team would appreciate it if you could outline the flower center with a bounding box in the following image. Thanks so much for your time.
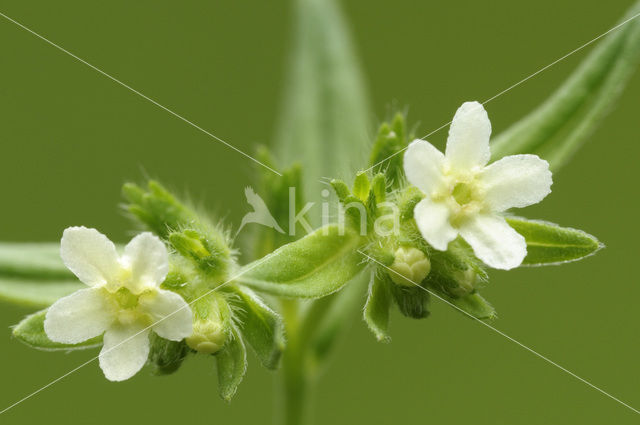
[452,182,474,206]
[114,287,139,309]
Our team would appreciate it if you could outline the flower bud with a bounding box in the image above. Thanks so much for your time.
[186,317,226,354]
[389,247,431,287]
[449,268,477,297]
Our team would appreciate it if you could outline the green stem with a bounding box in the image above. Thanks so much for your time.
[279,300,312,425]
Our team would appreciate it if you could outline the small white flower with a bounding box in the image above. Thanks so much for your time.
[403,101,552,270]
[44,227,193,381]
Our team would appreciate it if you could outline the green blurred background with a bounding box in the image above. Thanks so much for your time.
[1,0,639,423]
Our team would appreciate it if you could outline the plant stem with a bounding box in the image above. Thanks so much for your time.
[279,299,312,425]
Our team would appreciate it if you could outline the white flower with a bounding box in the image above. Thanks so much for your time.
[44,227,193,381]
[403,101,552,270]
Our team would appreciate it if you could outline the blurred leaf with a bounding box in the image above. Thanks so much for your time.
[229,286,285,370]
[506,217,603,266]
[237,225,365,298]
[12,309,101,351]
[274,0,371,214]
[491,1,640,171]
[363,271,392,343]
[306,270,368,369]
[0,243,70,279]
[0,277,82,307]
[216,323,247,402]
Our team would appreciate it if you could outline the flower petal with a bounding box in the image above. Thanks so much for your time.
[60,227,120,286]
[44,287,113,344]
[139,289,193,341]
[458,214,526,270]
[99,323,150,381]
[121,232,169,293]
[403,139,446,194]
[414,198,458,251]
[480,154,552,211]
[445,101,492,169]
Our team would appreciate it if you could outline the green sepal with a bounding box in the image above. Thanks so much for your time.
[215,323,247,402]
[227,286,285,370]
[237,224,365,298]
[506,217,603,266]
[148,334,190,376]
[352,172,370,202]
[369,112,410,185]
[389,280,430,319]
[363,271,392,342]
[12,309,102,351]
[446,292,496,320]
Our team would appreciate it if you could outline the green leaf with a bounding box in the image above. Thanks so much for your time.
[0,277,83,307]
[491,1,640,171]
[0,243,71,279]
[273,0,371,216]
[363,271,392,343]
[12,309,101,351]
[228,286,285,370]
[447,292,496,320]
[215,323,247,402]
[237,224,365,298]
[506,217,603,266]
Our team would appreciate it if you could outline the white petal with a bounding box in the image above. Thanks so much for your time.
[445,101,492,169]
[44,287,113,344]
[99,323,150,381]
[60,227,120,286]
[139,289,193,341]
[403,139,446,194]
[414,198,458,251]
[458,214,526,270]
[480,154,552,211]
[121,232,169,293]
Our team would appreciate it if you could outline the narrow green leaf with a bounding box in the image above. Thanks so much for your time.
[491,1,640,170]
[0,243,71,279]
[363,271,392,343]
[215,323,247,402]
[506,217,603,266]
[273,0,371,214]
[0,277,83,307]
[447,292,496,320]
[237,224,365,298]
[12,310,101,351]
[228,286,285,370]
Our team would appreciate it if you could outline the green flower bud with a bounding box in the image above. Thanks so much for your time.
[389,247,431,287]
[186,317,226,354]
[449,268,478,297]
